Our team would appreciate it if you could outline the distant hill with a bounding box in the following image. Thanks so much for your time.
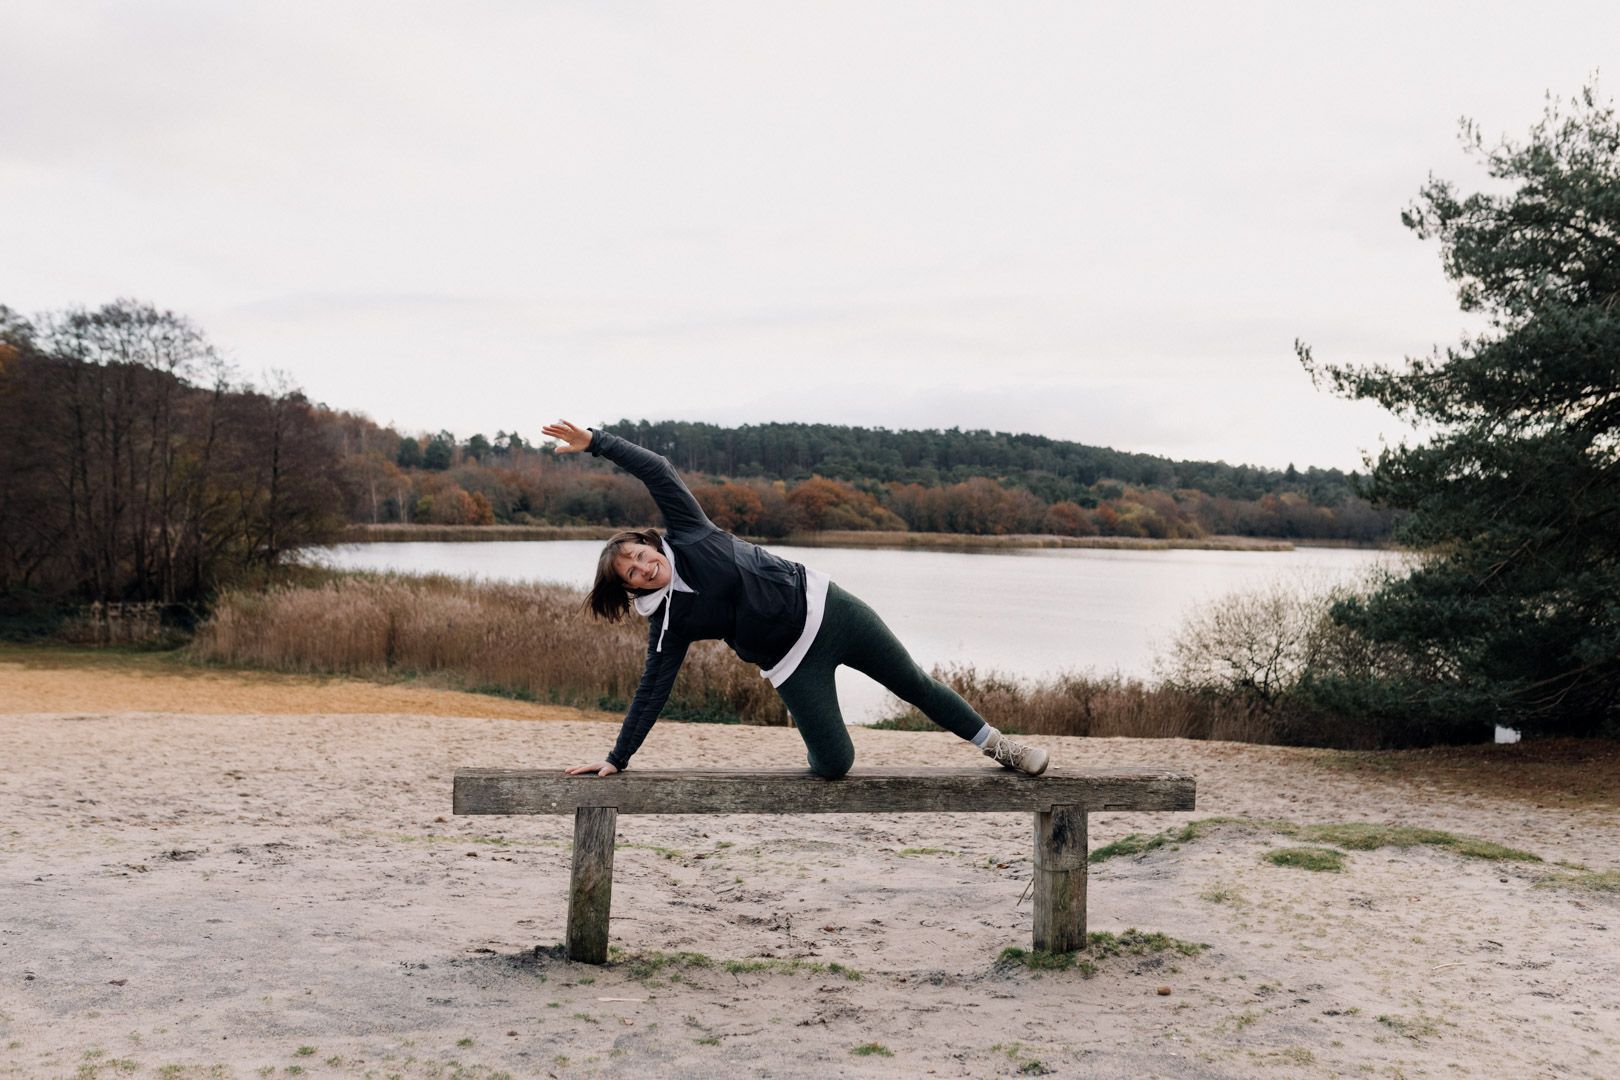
[599,418,1362,508]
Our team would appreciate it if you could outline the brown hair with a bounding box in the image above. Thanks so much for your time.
[586,529,665,621]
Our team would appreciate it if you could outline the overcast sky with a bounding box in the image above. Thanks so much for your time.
[3,2,1616,471]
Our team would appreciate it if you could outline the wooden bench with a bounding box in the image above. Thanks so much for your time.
[453,766,1195,964]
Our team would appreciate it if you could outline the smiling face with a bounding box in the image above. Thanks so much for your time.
[613,542,671,592]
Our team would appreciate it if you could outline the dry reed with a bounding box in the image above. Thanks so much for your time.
[194,573,1298,742]
[192,573,789,725]
[877,665,1280,743]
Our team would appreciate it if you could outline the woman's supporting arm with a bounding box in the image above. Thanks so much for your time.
[604,615,691,770]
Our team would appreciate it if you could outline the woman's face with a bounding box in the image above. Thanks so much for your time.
[613,542,671,592]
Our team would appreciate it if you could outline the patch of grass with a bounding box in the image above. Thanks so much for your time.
[1087,816,1542,867]
[1296,823,1540,862]
[1535,868,1620,894]
[292,1048,314,1058]
[997,947,1091,973]
[614,949,715,979]
[998,929,1206,977]
[990,1043,1054,1075]
[694,1035,721,1046]
[1377,1013,1440,1039]
[851,1043,893,1057]
[1230,1009,1262,1031]
[1264,847,1346,872]
[720,957,862,981]
[1199,883,1243,904]
[456,1038,473,1048]
[1089,817,1272,862]
[897,847,957,857]
[1085,929,1209,959]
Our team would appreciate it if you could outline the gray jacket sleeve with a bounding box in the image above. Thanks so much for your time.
[605,613,690,770]
[587,429,716,540]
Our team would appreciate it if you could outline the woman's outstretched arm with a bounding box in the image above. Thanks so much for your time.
[543,420,714,540]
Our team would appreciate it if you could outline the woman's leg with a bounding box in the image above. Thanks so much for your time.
[827,584,988,742]
[776,657,855,780]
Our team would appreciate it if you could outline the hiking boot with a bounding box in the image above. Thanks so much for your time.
[984,732,1050,776]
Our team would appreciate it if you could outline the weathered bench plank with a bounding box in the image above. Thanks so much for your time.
[453,766,1195,964]
[454,766,1194,816]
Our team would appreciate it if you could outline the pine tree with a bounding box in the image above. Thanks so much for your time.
[1299,85,1620,739]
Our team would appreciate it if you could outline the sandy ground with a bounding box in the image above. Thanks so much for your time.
[2,669,1618,1078]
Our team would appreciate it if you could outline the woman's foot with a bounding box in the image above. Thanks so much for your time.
[983,732,1050,775]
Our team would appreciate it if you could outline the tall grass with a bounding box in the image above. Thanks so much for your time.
[874,665,1279,743]
[192,573,789,725]
[193,571,1384,745]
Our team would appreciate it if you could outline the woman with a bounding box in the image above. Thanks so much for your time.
[544,420,1051,780]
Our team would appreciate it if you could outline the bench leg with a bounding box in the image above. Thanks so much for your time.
[1032,805,1087,953]
[566,806,617,964]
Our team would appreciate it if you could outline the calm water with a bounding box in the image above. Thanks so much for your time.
[309,540,1395,723]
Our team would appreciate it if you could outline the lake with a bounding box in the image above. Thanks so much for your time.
[309,540,1395,724]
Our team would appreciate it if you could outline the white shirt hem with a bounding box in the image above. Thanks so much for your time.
[760,567,830,687]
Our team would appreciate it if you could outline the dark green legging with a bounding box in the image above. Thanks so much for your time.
[775,582,987,779]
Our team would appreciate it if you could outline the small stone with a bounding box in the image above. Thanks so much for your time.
[1156,986,1172,996]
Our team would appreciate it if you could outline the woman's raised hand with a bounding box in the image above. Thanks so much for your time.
[542,420,592,454]
[564,760,620,778]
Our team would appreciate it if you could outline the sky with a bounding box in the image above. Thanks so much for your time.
[3,2,1616,472]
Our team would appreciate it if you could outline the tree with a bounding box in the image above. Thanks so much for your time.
[1298,86,1620,739]
[396,436,423,469]
[0,300,350,606]
[423,430,455,470]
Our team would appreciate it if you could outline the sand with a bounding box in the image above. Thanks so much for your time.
[2,673,1617,1078]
